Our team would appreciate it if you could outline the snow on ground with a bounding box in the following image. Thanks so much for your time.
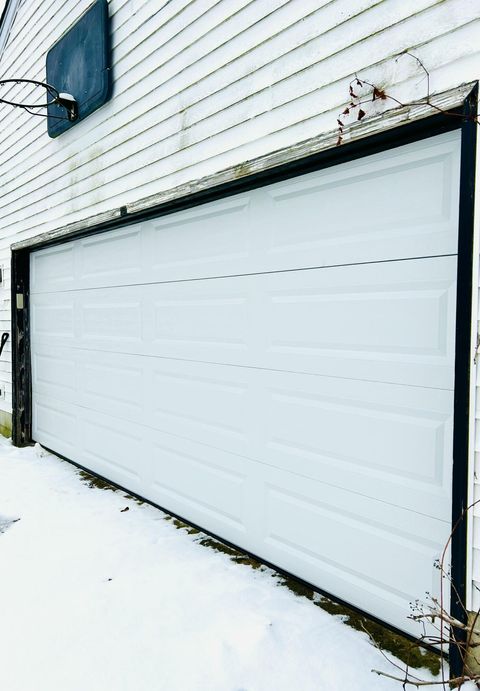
[0,439,436,691]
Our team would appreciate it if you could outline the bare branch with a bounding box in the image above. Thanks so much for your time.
[336,52,479,146]
[372,670,471,688]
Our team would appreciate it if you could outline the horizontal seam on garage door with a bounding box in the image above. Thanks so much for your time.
[32,392,451,526]
[31,347,455,391]
[29,252,458,294]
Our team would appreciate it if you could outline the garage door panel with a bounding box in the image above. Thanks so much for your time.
[266,139,459,261]
[78,226,144,283]
[33,350,77,400]
[80,292,144,344]
[267,266,454,359]
[264,257,456,389]
[31,390,449,634]
[32,296,75,339]
[30,131,461,639]
[32,346,254,458]
[149,281,251,353]
[150,367,251,455]
[30,133,461,296]
[31,243,75,293]
[32,346,453,521]
[31,255,457,390]
[82,360,144,414]
[150,195,252,277]
[80,361,145,423]
[149,434,248,534]
[263,477,446,625]
[33,398,79,458]
[81,414,147,489]
[264,484,443,599]
[265,375,453,521]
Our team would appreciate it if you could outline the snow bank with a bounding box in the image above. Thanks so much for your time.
[0,440,436,691]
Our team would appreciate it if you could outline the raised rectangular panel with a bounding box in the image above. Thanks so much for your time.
[33,398,78,455]
[150,436,246,530]
[151,280,250,352]
[264,133,460,268]
[150,196,251,280]
[263,256,457,389]
[82,357,144,421]
[268,391,447,485]
[81,298,142,341]
[78,228,143,285]
[263,372,453,521]
[31,244,75,294]
[82,414,143,486]
[31,297,74,338]
[150,362,250,455]
[269,282,448,356]
[33,350,76,400]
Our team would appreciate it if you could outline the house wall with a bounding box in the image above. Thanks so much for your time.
[1,0,480,608]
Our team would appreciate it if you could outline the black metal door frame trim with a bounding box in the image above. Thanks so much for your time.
[449,84,478,673]
[11,88,478,665]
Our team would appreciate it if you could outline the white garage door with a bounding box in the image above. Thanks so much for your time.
[30,131,461,636]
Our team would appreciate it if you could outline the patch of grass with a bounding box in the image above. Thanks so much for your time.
[172,518,201,536]
[197,536,263,569]
[78,470,118,492]
[123,493,145,506]
[166,516,264,568]
[275,574,316,601]
[78,472,145,505]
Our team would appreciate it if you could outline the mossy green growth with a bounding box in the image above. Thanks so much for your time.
[276,574,440,675]
[197,536,263,569]
[77,472,145,505]
[78,470,118,492]
[123,493,145,506]
[166,515,263,568]
[274,574,317,601]
[172,518,201,535]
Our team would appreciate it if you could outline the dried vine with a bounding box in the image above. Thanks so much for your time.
[337,53,479,146]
